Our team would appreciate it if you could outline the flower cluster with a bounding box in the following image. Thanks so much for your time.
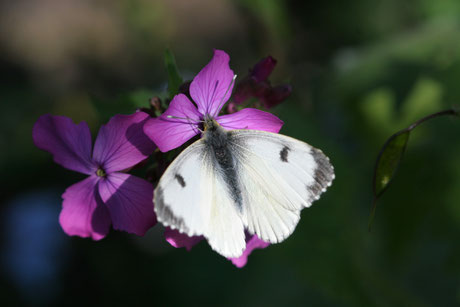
[231,55,291,112]
[33,50,291,268]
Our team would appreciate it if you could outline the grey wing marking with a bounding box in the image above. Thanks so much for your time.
[307,147,335,203]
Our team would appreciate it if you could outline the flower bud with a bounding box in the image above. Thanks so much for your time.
[251,56,277,82]
[261,84,292,108]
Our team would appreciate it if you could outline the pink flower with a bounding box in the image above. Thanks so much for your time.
[33,112,157,240]
[229,235,270,268]
[233,56,292,109]
[165,228,269,268]
[144,50,283,152]
[144,50,281,267]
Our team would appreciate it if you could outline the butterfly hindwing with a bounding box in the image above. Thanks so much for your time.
[154,139,246,258]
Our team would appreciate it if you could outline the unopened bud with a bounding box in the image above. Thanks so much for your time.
[251,56,277,82]
[150,97,162,111]
[261,84,292,109]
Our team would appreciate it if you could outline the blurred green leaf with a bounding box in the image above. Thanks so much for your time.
[127,89,156,108]
[164,49,183,99]
[234,0,291,54]
[336,20,460,95]
[401,77,443,126]
[369,108,459,229]
[361,88,396,136]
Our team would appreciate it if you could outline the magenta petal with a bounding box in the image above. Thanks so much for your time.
[189,49,234,116]
[93,112,156,173]
[33,114,95,175]
[164,227,203,251]
[233,78,270,104]
[229,235,270,268]
[144,94,202,152]
[98,173,156,236]
[262,84,292,109]
[233,78,252,104]
[60,176,111,240]
[251,56,277,82]
[216,108,284,133]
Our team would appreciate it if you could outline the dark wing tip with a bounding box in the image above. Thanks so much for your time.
[154,186,191,234]
[307,147,335,203]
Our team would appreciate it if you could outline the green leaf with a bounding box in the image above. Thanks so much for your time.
[373,130,410,197]
[164,49,183,99]
[369,108,459,230]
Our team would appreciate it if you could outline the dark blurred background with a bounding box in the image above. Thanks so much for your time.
[1,0,459,306]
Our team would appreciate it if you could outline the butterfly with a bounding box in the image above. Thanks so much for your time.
[154,115,334,258]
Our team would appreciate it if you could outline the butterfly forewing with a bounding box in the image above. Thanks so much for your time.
[228,130,334,243]
[154,139,246,258]
[232,130,334,206]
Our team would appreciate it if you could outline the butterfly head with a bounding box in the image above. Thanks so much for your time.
[203,114,221,132]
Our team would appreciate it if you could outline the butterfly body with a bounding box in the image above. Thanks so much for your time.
[203,117,244,210]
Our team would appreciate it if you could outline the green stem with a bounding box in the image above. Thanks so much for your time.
[406,108,459,131]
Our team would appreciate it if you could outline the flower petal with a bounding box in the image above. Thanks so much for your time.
[98,173,156,236]
[59,176,111,240]
[189,49,234,116]
[216,108,284,133]
[144,94,202,152]
[164,227,203,251]
[93,112,156,173]
[229,235,270,268]
[233,77,270,104]
[262,84,292,109]
[251,56,277,82]
[33,114,95,174]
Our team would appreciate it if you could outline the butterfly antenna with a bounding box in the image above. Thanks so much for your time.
[166,115,202,122]
[166,115,204,133]
[213,74,237,117]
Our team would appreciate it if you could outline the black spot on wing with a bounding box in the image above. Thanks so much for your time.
[307,148,335,203]
[280,146,290,162]
[174,173,186,188]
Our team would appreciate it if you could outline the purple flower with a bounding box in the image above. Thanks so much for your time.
[33,112,157,240]
[229,235,270,268]
[251,55,277,82]
[233,56,292,109]
[144,49,280,267]
[164,228,203,251]
[144,50,283,152]
[165,228,269,268]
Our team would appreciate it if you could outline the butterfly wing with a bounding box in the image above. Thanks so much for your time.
[155,128,334,257]
[154,139,246,258]
[229,130,335,244]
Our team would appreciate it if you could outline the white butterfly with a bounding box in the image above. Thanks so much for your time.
[154,115,335,258]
